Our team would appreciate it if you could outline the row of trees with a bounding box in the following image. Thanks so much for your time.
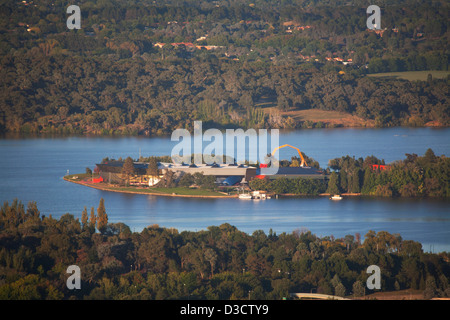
[0,199,448,300]
[80,198,109,234]
[326,149,449,198]
[249,177,327,195]
[248,149,448,199]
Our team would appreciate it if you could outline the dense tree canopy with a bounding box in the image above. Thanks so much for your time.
[326,149,449,198]
[248,149,449,198]
[0,199,449,300]
[0,0,448,135]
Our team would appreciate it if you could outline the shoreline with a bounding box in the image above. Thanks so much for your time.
[64,177,449,201]
[64,176,364,199]
[2,123,449,139]
[63,177,238,198]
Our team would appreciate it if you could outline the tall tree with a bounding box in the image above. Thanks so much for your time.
[352,281,365,298]
[81,206,88,230]
[424,148,437,163]
[326,172,341,195]
[204,248,218,278]
[97,198,108,234]
[350,168,361,193]
[89,207,96,232]
[122,157,135,186]
[147,157,159,176]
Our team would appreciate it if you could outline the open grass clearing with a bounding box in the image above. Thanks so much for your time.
[367,70,450,81]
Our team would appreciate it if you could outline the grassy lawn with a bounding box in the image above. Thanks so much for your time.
[64,174,232,197]
[261,107,375,127]
[119,186,229,197]
[282,109,354,121]
[367,70,450,81]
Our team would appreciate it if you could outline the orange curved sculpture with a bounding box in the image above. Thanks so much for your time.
[271,144,308,167]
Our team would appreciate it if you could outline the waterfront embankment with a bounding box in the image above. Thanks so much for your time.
[63,176,237,198]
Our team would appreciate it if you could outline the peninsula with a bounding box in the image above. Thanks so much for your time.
[64,148,449,199]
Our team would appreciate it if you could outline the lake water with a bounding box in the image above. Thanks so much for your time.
[0,127,449,252]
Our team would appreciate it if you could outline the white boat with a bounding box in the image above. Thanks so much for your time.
[330,195,343,200]
[239,193,253,200]
[251,190,269,200]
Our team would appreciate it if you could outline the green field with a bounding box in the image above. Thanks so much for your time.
[117,186,229,197]
[64,175,231,197]
[367,71,450,81]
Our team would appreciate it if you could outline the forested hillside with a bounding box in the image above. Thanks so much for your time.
[0,199,449,300]
[0,0,448,135]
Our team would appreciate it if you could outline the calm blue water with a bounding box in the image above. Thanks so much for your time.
[0,127,449,252]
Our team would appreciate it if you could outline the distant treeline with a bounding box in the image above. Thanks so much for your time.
[0,0,449,135]
[0,199,449,300]
[1,52,447,136]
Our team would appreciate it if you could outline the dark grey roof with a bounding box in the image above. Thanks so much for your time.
[260,166,324,176]
[96,161,151,175]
